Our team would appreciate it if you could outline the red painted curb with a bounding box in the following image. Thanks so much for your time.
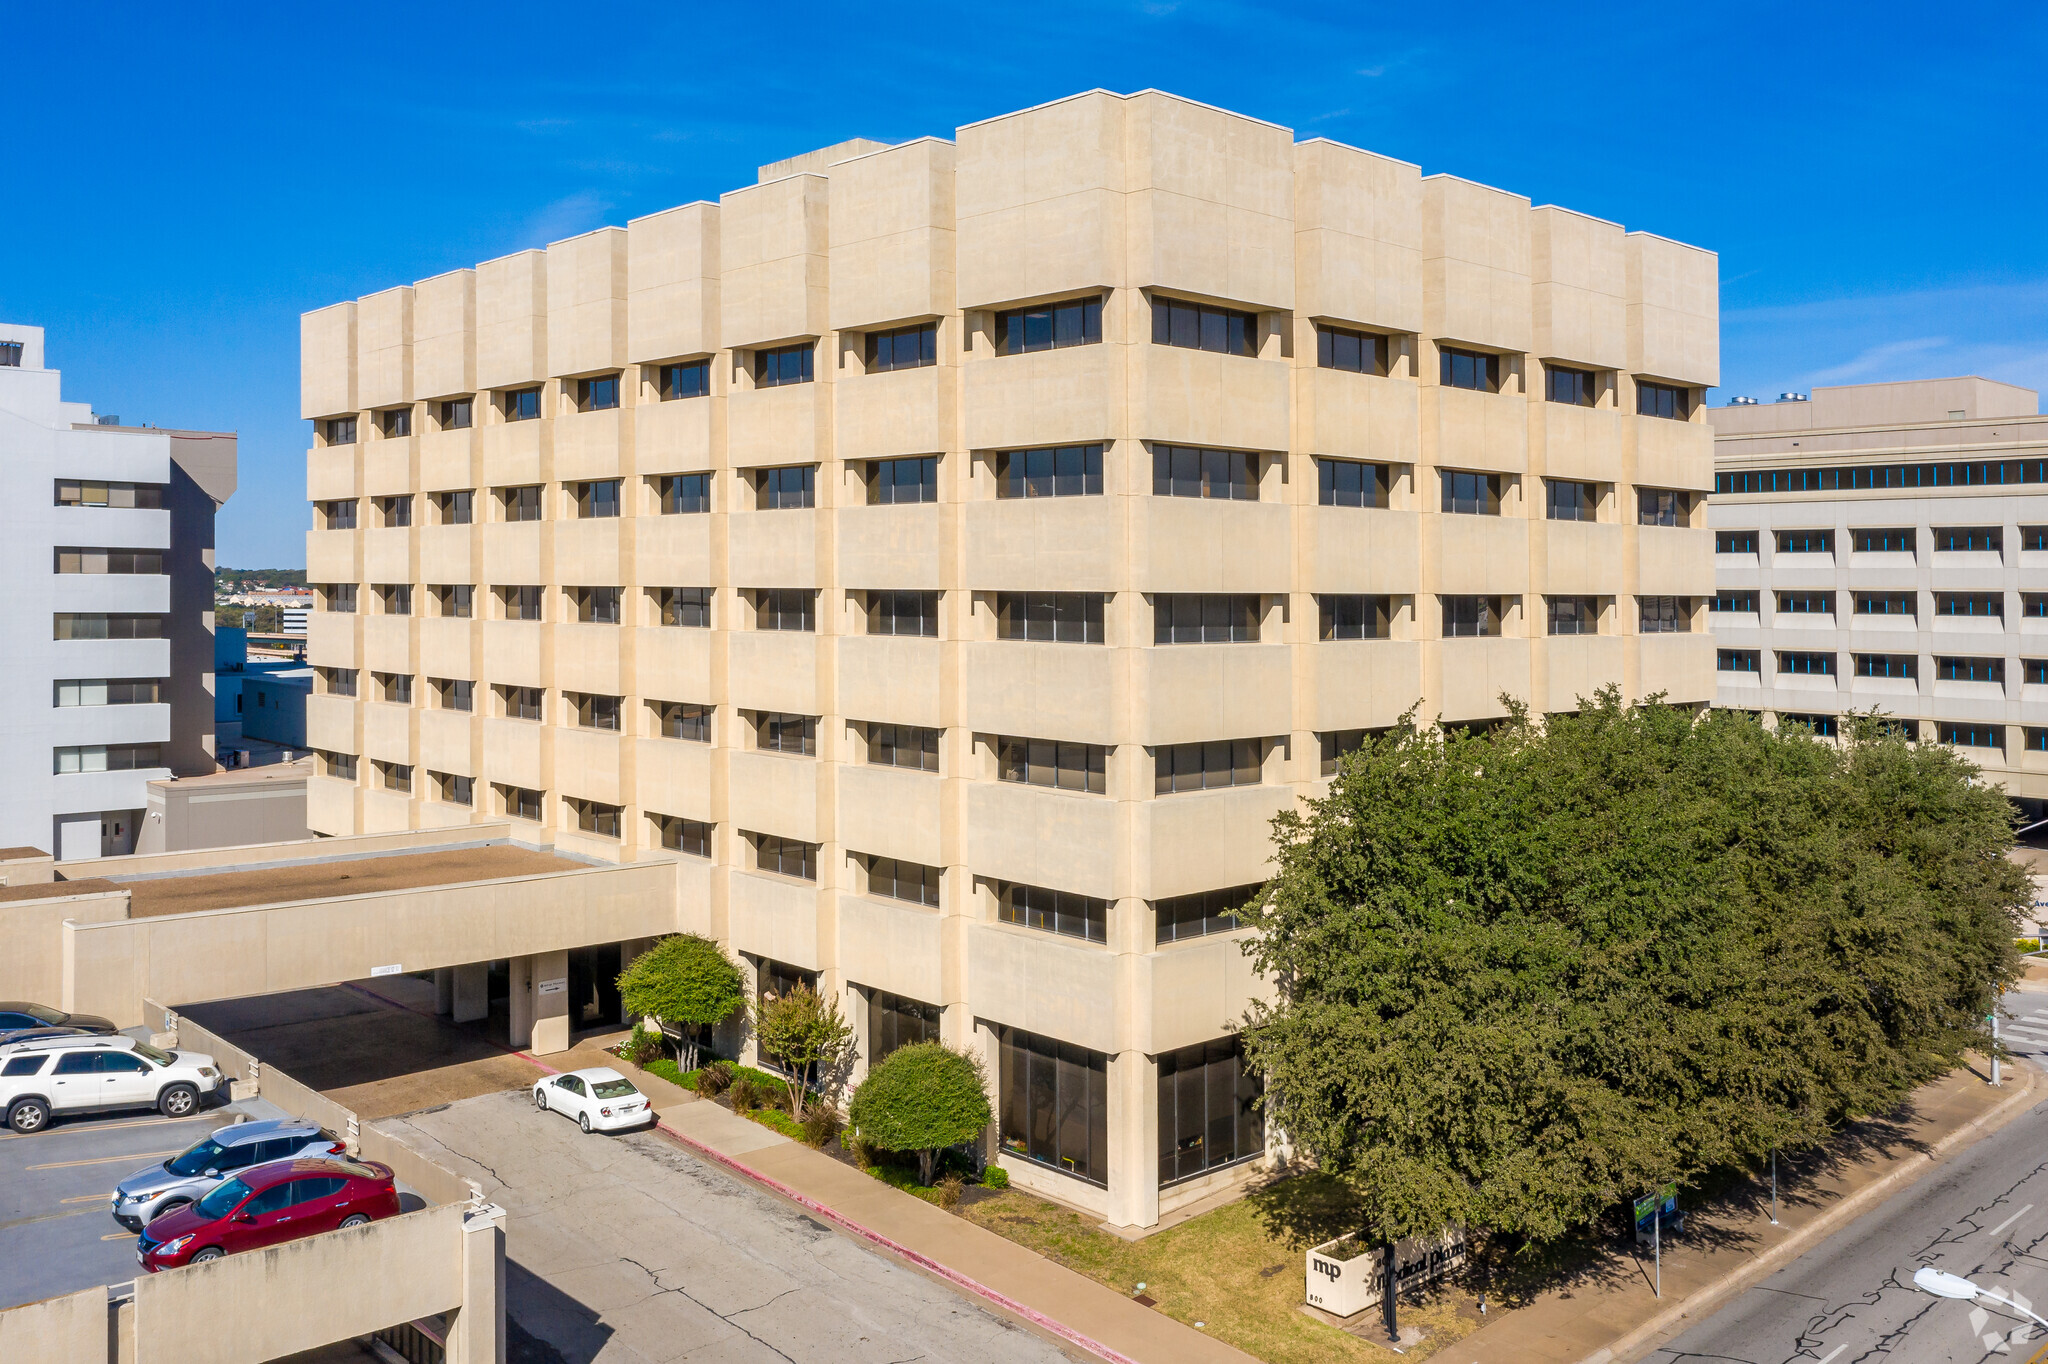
[346,982,1145,1364]
[645,1113,1145,1364]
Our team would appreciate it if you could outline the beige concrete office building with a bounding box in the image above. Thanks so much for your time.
[300,89,1718,1227]
[1709,377,2048,808]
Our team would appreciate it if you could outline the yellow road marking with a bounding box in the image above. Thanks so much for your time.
[27,1150,177,1171]
[0,1115,207,1142]
[100,1231,133,1241]
[60,1193,111,1204]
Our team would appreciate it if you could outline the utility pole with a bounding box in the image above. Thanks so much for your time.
[1383,1239,1399,1342]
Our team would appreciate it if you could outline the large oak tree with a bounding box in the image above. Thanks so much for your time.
[1241,693,2027,1244]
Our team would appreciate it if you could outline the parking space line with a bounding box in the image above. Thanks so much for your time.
[0,1115,210,1142]
[0,1206,102,1233]
[26,1150,177,1171]
[59,1193,111,1204]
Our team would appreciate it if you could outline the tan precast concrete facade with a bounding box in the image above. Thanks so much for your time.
[300,89,1719,1228]
[1709,377,2048,801]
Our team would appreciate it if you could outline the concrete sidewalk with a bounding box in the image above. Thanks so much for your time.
[1451,1056,2041,1364]
[552,1037,1258,1364]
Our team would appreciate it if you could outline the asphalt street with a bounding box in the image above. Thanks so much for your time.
[0,1102,259,1310]
[1649,985,2048,1364]
[380,1088,1081,1364]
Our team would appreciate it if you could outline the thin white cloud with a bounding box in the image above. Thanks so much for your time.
[1807,337,1949,384]
[517,191,614,251]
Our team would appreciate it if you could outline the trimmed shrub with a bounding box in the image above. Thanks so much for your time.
[620,1025,665,1067]
[617,935,746,1074]
[802,1106,843,1149]
[981,1165,1009,1191]
[848,1042,993,1187]
[694,1061,733,1098]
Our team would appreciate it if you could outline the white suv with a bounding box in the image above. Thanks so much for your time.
[0,1035,223,1133]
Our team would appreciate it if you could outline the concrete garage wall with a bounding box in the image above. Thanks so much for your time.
[0,1285,106,1359]
[131,1203,482,1364]
[0,889,128,1005]
[65,860,677,1027]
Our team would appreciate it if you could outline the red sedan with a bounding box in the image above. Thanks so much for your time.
[137,1156,401,1271]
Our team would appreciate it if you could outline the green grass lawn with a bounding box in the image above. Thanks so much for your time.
[639,1059,806,1138]
[956,1186,1479,1364]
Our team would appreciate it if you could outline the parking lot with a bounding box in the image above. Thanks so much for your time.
[384,1089,1079,1363]
[0,1094,283,1310]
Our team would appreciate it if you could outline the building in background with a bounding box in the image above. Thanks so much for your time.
[0,324,236,858]
[215,624,313,763]
[299,89,1718,1227]
[1709,377,2048,815]
[135,756,313,853]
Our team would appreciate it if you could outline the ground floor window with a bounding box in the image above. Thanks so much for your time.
[997,1025,1108,1187]
[754,957,818,1075]
[868,990,941,1066]
[1157,1036,1264,1186]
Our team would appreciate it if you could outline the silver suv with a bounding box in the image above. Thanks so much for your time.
[110,1117,343,1230]
[0,1035,221,1133]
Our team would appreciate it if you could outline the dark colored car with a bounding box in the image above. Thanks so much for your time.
[0,1026,87,1048]
[137,1157,401,1271]
[0,1003,117,1035]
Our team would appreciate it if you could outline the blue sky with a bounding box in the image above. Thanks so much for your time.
[5,2,2041,567]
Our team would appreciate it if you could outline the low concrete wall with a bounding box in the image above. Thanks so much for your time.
[57,821,516,880]
[0,1285,105,1358]
[132,1202,470,1364]
[68,860,677,1027]
[1,890,128,1007]
[0,850,56,885]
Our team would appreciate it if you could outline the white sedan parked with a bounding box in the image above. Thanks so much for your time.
[532,1067,654,1133]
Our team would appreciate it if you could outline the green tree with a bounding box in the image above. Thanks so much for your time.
[1242,692,2026,1248]
[752,982,856,1119]
[616,934,745,1073]
[849,1043,993,1186]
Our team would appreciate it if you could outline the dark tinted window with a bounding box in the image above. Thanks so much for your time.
[1854,528,1914,553]
[868,991,941,1065]
[867,323,937,373]
[52,1052,98,1075]
[1317,594,1388,641]
[1315,325,1385,375]
[578,376,619,412]
[1546,480,1597,522]
[868,457,937,505]
[994,593,1106,643]
[1154,739,1262,793]
[997,1026,1109,1186]
[1151,298,1257,357]
[1155,885,1260,944]
[242,1183,295,1216]
[994,297,1101,356]
[753,589,814,632]
[1,1056,47,1077]
[1545,366,1597,406]
[660,474,710,514]
[289,1176,347,1205]
[1317,459,1388,508]
[504,388,541,421]
[1442,470,1502,515]
[755,466,814,510]
[1440,348,1500,392]
[1637,382,1690,420]
[100,1053,148,1072]
[755,344,814,388]
[1716,530,1758,554]
[995,881,1108,943]
[1156,1037,1263,1185]
[869,723,940,772]
[1152,446,1257,500]
[995,735,1107,794]
[1153,594,1259,643]
[1936,526,2002,553]
[869,591,938,638]
[661,361,709,400]
[995,446,1102,499]
[1775,529,1833,554]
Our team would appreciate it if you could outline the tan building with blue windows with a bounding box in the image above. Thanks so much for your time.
[298,89,1718,1229]
[1709,376,2048,812]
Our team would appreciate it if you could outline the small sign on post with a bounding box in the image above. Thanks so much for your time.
[1635,1183,1679,1299]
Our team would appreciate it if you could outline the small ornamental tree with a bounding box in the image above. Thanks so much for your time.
[848,1043,993,1186]
[616,934,745,1074]
[752,983,856,1120]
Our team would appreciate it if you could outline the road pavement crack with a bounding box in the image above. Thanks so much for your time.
[618,1253,800,1364]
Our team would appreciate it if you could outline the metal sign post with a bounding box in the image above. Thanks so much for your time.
[1635,1183,1677,1299]
[1991,1013,2002,1087]
[1770,1149,1779,1226]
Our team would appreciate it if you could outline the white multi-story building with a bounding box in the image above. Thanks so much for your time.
[0,325,236,857]
[1709,376,2048,814]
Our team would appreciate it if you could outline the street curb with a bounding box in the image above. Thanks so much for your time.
[515,1043,1148,1364]
[1580,1062,2044,1364]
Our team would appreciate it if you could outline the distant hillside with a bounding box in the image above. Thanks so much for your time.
[216,567,307,591]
